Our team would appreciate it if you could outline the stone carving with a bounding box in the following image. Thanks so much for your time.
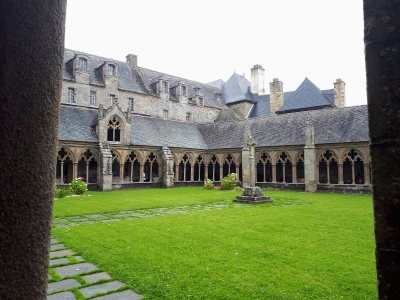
[305,116,315,147]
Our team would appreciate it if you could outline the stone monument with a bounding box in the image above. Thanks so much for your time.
[235,123,272,204]
[303,116,317,192]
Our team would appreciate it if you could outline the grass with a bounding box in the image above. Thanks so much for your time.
[52,188,377,299]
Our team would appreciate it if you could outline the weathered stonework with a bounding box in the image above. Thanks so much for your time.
[333,79,346,108]
[269,79,284,115]
[229,102,253,119]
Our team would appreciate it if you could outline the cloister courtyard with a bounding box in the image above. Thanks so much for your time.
[49,187,377,299]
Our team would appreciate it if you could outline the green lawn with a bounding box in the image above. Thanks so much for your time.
[52,188,377,299]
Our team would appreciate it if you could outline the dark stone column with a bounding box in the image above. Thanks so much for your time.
[364,1,400,298]
[0,1,66,299]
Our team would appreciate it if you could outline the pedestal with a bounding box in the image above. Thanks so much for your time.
[234,187,273,204]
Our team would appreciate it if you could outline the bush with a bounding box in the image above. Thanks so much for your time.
[55,185,70,199]
[220,173,238,190]
[204,179,214,189]
[69,177,87,195]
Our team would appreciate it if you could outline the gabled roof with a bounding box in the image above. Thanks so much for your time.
[277,78,335,114]
[63,49,146,94]
[130,115,208,149]
[198,105,369,149]
[58,105,99,142]
[248,94,271,118]
[136,67,227,110]
[207,79,225,89]
[223,73,254,104]
[215,109,243,123]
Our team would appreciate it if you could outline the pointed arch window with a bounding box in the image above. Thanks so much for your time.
[107,116,122,142]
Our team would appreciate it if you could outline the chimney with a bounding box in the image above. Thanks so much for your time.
[250,64,265,95]
[269,78,284,115]
[333,78,346,108]
[126,54,138,68]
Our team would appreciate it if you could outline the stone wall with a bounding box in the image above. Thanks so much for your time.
[229,102,253,119]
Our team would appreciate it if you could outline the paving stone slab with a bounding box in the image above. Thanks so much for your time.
[102,219,120,223]
[54,262,98,277]
[50,249,75,258]
[69,223,79,226]
[56,224,69,228]
[82,272,111,284]
[86,214,108,219]
[79,281,126,298]
[51,244,66,251]
[56,219,70,223]
[47,279,81,293]
[47,291,77,300]
[73,256,84,262]
[51,238,59,244]
[92,289,143,300]
[49,257,70,266]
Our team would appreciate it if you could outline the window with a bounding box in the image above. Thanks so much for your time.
[161,81,168,92]
[181,86,187,96]
[128,98,134,111]
[163,110,168,119]
[109,94,117,105]
[186,112,191,121]
[78,57,87,70]
[108,64,115,76]
[89,91,96,106]
[67,88,75,103]
[107,116,121,142]
[198,97,204,107]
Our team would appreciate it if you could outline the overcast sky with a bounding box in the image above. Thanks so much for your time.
[65,0,366,106]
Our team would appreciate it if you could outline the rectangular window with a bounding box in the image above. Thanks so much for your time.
[163,110,168,119]
[67,88,75,103]
[198,97,204,107]
[108,64,115,76]
[128,98,134,111]
[79,57,87,70]
[181,86,187,96]
[162,81,168,92]
[90,91,96,106]
[186,112,191,121]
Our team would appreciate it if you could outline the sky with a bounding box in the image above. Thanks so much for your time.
[64,0,366,106]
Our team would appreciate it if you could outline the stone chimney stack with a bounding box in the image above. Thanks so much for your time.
[126,54,138,68]
[269,78,284,115]
[333,78,346,108]
[250,64,265,95]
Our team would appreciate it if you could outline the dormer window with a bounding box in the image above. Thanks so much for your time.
[90,91,96,106]
[128,98,134,111]
[181,86,187,96]
[161,81,168,92]
[78,57,87,70]
[163,110,168,119]
[198,97,204,107]
[108,64,116,76]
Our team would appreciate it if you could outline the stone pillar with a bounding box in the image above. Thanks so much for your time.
[119,163,124,182]
[160,147,174,188]
[327,163,331,184]
[272,164,277,183]
[183,164,187,181]
[204,164,209,180]
[351,162,355,184]
[364,163,370,185]
[249,144,256,187]
[338,163,344,184]
[190,164,194,182]
[282,163,286,183]
[241,147,250,187]
[292,164,297,184]
[99,143,113,191]
[364,1,400,297]
[304,148,317,192]
[0,1,66,298]
[175,164,179,181]
[219,164,223,181]
[139,164,144,182]
[60,162,64,184]
[72,162,78,179]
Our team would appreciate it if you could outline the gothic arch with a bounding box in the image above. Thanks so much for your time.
[275,151,292,183]
[342,148,365,184]
[56,147,74,184]
[318,149,339,184]
[194,154,205,181]
[207,154,221,181]
[222,153,236,177]
[178,153,192,181]
[77,148,97,183]
[256,152,272,182]
[107,115,124,142]
[144,152,159,182]
[124,150,142,182]
[294,150,305,183]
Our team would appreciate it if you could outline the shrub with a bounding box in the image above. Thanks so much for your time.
[204,179,214,189]
[220,173,238,190]
[69,177,87,195]
[55,185,70,199]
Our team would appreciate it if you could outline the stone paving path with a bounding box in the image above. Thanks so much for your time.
[48,239,143,299]
[52,200,244,228]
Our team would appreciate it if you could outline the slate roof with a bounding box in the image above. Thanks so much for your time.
[207,79,225,89]
[214,109,243,123]
[248,94,271,118]
[198,105,369,149]
[277,78,335,114]
[222,73,254,104]
[58,105,99,142]
[130,115,208,149]
[136,67,227,110]
[63,49,147,94]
